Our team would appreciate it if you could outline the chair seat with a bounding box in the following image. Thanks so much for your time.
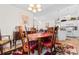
[30,44,37,50]
[25,42,37,49]
[24,41,37,54]
[41,41,52,48]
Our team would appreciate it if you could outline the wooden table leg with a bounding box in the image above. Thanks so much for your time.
[38,38,42,55]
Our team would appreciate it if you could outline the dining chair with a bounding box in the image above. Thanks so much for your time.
[54,26,62,45]
[0,30,12,54]
[23,27,38,54]
[13,26,26,49]
[52,26,63,55]
[30,27,37,34]
[13,31,25,49]
[41,26,61,55]
[23,40,38,54]
[41,27,55,54]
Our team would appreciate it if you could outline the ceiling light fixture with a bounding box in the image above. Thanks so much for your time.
[28,4,42,13]
[28,4,42,27]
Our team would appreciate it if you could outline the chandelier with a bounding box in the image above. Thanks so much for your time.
[27,4,42,28]
[28,4,42,13]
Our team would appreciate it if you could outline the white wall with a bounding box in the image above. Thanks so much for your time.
[0,5,55,36]
[0,5,21,35]
[0,5,33,36]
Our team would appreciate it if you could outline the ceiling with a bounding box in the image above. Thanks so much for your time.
[11,4,74,17]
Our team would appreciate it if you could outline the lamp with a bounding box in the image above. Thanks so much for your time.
[28,4,42,27]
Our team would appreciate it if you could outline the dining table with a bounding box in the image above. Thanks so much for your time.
[25,32,54,55]
[28,32,53,40]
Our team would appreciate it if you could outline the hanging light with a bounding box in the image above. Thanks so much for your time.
[29,4,34,7]
[38,8,42,12]
[28,7,32,11]
[32,9,37,13]
[27,4,42,28]
[36,4,41,8]
[28,4,42,13]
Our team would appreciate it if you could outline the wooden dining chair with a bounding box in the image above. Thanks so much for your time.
[13,26,26,49]
[54,26,62,45]
[41,27,55,54]
[23,27,38,54]
[23,40,38,54]
[13,31,25,49]
[0,30,12,54]
[24,27,38,54]
[41,37,53,51]
[41,26,61,55]
[30,27,37,34]
[52,26,63,54]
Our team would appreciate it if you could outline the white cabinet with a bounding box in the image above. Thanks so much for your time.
[58,20,79,40]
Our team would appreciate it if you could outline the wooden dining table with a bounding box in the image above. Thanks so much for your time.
[25,32,54,55]
[28,32,53,41]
